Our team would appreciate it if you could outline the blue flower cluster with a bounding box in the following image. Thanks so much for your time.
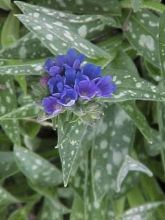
[42,48,116,115]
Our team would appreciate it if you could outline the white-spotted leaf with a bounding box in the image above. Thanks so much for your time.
[124,11,160,67]
[0,103,40,121]
[70,194,84,220]
[102,67,165,102]
[0,186,19,206]
[116,155,153,193]
[0,63,43,75]
[159,12,165,76]
[14,146,62,187]
[122,202,165,220]
[40,198,69,220]
[29,0,121,15]
[92,105,135,200]
[120,101,153,143]
[15,2,110,61]
[0,152,18,179]
[0,76,21,145]
[57,115,87,187]
[0,32,51,59]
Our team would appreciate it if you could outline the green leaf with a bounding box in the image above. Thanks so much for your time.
[159,12,165,76]
[121,0,165,13]
[1,11,20,48]
[110,52,157,144]
[16,2,119,35]
[57,114,87,187]
[122,202,165,220]
[39,198,69,220]
[21,121,40,138]
[131,0,143,12]
[0,63,43,75]
[92,105,135,200]
[15,2,110,61]
[116,155,152,192]
[0,186,19,206]
[144,129,165,156]
[0,0,11,10]
[158,12,165,175]
[120,101,153,143]
[104,51,160,104]
[15,75,27,95]
[0,103,40,121]
[143,0,165,12]
[14,146,62,187]
[0,32,51,60]
[144,60,161,82]
[8,195,39,220]
[0,152,18,179]
[0,7,119,60]
[29,0,121,16]
[70,194,84,220]
[0,76,21,145]
[97,35,123,63]
[110,50,138,75]
[124,10,160,68]
[8,209,28,220]
[102,67,165,102]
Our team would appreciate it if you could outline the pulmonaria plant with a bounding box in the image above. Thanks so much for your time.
[41,48,116,116]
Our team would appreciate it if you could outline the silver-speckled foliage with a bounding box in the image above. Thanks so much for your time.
[0,0,165,219]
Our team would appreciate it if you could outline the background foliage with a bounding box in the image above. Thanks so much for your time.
[0,0,165,219]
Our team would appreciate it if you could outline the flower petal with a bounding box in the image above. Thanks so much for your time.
[65,68,76,87]
[82,63,101,80]
[49,66,61,76]
[48,75,64,94]
[44,58,55,73]
[42,96,62,115]
[59,87,78,106]
[77,80,97,100]
[95,76,116,97]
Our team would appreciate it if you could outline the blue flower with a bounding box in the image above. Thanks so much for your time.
[95,76,116,97]
[42,96,62,115]
[77,80,97,100]
[82,63,101,80]
[41,48,116,116]
[64,48,85,69]
[65,68,76,87]
[59,86,78,106]
[44,48,85,77]
[47,75,64,96]
[43,59,55,73]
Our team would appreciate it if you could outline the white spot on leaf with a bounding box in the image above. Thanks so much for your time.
[46,34,53,41]
[139,35,155,51]
[78,25,87,38]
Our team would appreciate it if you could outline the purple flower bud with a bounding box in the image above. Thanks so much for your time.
[40,76,49,86]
